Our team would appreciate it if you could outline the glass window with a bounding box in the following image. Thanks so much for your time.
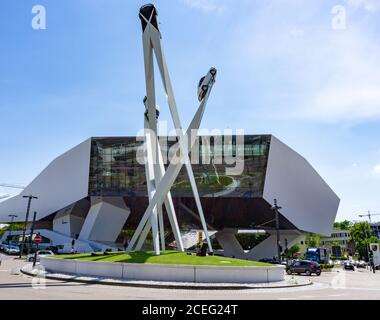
[89,135,271,198]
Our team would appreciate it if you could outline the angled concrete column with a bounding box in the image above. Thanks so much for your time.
[53,202,87,239]
[215,230,304,261]
[245,232,304,261]
[215,231,245,259]
[79,197,130,243]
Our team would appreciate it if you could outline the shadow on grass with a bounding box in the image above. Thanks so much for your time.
[61,250,188,264]
[87,253,125,262]
[61,252,124,261]
[117,250,179,263]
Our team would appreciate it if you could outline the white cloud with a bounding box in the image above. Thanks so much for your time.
[305,30,380,122]
[231,1,380,123]
[374,164,380,174]
[181,0,225,14]
[347,0,380,12]
[309,86,380,122]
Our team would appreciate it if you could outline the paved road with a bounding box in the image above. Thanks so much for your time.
[1,254,380,300]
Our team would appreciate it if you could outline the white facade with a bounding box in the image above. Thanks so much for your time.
[320,229,350,249]
[0,138,91,222]
[264,136,340,236]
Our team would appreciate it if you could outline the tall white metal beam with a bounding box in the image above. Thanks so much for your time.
[128,4,216,255]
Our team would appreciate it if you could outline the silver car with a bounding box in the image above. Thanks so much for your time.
[6,245,20,255]
[27,250,54,262]
[197,68,217,101]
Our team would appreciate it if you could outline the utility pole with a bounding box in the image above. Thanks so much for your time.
[29,211,37,250]
[19,195,38,258]
[7,214,18,245]
[271,199,282,263]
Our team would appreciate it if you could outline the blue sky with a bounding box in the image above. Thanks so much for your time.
[0,0,380,222]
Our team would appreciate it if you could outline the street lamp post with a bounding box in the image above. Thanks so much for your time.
[271,199,282,263]
[19,195,38,258]
[7,214,18,245]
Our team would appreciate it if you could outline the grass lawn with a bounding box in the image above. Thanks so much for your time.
[52,250,272,267]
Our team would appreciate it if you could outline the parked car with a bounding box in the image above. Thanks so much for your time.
[357,260,367,268]
[343,261,355,271]
[286,259,321,276]
[1,243,9,252]
[6,245,20,255]
[26,250,54,262]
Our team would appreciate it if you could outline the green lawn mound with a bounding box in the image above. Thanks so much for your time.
[53,250,272,267]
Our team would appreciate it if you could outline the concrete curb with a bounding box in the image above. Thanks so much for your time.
[21,265,313,290]
[39,256,286,283]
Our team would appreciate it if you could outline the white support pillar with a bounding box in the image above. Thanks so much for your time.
[79,197,130,244]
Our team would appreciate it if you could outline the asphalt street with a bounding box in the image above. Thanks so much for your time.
[0,254,380,300]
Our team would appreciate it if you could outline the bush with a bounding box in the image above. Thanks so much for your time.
[320,264,334,270]
[330,255,346,260]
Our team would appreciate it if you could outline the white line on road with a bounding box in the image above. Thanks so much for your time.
[332,287,380,292]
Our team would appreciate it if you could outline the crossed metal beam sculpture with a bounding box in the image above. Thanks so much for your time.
[126,4,217,255]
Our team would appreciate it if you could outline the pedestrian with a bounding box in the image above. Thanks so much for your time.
[123,238,129,251]
[370,257,376,274]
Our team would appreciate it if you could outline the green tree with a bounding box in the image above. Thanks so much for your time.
[350,222,379,260]
[0,222,24,239]
[287,244,300,258]
[305,234,321,247]
[333,220,353,230]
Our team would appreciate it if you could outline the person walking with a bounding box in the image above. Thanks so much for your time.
[370,257,376,274]
[123,238,129,251]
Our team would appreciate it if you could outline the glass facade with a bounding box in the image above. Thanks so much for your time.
[88,135,271,198]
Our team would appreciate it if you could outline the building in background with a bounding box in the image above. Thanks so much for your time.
[370,222,380,239]
[321,229,351,257]
[0,135,340,259]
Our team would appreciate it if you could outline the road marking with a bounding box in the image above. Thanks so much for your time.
[339,287,380,292]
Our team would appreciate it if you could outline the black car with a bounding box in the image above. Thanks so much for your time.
[343,261,355,271]
[286,260,321,276]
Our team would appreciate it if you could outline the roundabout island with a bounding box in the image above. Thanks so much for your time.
[36,251,286,285]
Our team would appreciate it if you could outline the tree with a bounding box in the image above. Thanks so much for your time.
[305,233,321,247]
[0,222,24,238]
[333,220,353,230]
[287,244,300,258]
[350,222,379,261]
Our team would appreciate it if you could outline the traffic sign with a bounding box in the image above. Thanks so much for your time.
[34,234,42,244]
